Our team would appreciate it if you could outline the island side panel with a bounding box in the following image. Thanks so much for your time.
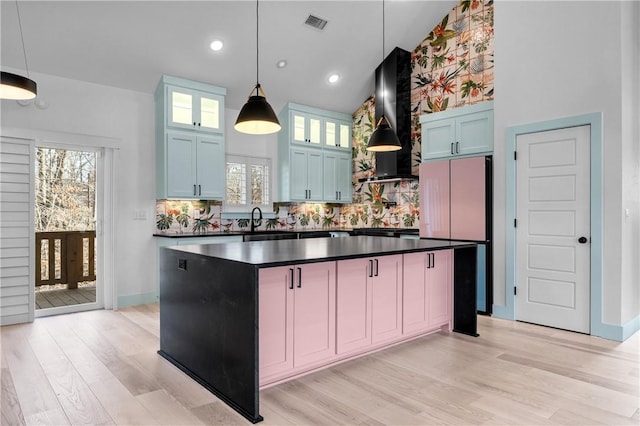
[158,247,262,423]
[453,246,479,336]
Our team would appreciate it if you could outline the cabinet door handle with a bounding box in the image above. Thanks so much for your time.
[426,253,430,269]
[368,260,373,278]
[430,253,435,268]
[451,143,454,155]
[297,267,302,288]
[289,268,294,289]
[374,259,379,277]
[193,121,196,126]
[456,141,460,153]
[308,190,311,199]
[198,185,201,196]
[198,122,201,127]
[193,184,197,196]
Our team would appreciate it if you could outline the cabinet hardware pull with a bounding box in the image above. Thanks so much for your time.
[456,141,460,153]
[374,259,379,277]
[297,267,302,288]
[451,143,454,155]
[426,253,430,269]
[338,191,341,200]
[193,122,196,126]
[289,268,294,289]
[198,185,201,196]
[430,253,435,268]
[198,122,201,127]
[193,184,196,196]
[368,260,373,278]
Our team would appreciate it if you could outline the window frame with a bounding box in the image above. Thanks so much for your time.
[224,154,272,213]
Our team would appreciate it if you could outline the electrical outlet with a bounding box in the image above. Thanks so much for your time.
[178,259,187,270]
[133,209,148,220]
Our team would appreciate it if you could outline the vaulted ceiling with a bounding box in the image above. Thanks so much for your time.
[1,1,457,114]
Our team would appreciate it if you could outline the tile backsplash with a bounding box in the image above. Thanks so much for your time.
[155,179,419,234]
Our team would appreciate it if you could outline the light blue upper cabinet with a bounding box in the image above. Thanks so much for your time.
[324,118,352,151]
[323,151,352,203]
[167,86,224,134]
[278,103,353,203]
[289,147,323,202]
[420,101,493,160]
[156,75,226,200]
[290,111,322,145]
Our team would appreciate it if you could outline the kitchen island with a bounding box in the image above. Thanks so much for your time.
[159,236,477,423]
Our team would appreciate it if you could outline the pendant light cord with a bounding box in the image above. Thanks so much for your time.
[380,0,385,119]
[15,0,31,79]
[255,0,259,89]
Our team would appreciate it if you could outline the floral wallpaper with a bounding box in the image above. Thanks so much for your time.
[155,0,494,235]
[349,0,494,225]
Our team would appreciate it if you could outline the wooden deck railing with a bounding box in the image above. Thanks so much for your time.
[35,231,96,289]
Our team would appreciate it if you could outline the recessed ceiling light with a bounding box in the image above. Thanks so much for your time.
[328,73,340,84]
[209,40,224,51]
[276,59,288,69]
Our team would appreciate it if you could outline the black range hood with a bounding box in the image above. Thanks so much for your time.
[359,47,417,183]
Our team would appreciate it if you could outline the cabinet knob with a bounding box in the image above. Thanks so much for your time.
[193,122,196,126]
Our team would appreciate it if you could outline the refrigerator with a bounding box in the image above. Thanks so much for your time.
[419,156,493,314]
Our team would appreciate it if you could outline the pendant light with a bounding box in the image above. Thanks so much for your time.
[234,0,281,135]
[366,0,401,152]
[0,1,37,100]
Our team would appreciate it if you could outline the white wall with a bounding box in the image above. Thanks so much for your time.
[494,1,639,328]
[0,71,158,306]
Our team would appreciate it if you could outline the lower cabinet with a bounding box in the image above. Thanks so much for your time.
[336,254,403,354]
[259,262,336,382]
[259,250,452,386]
[402,250,453,334]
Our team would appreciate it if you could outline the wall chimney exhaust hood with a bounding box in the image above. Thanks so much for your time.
[359,47,417,183]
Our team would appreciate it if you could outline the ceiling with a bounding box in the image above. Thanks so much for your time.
[1,0,457,115]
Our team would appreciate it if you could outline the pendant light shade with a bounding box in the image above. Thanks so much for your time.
[234,0,281,135]
[367,115,402,152]
[0,71,37,100]
[1,1,37,101]
[235,84,281,135]
[366,0,401,152]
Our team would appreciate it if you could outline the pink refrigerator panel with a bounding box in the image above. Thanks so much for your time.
[419,161,450,239]
[450,157,486,241]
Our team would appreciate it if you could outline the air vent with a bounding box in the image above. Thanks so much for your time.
[304,14,328,30]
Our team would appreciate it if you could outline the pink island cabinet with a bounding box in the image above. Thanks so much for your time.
[402,250,453,335]
[335,254,403,355]
[259,262,336,382]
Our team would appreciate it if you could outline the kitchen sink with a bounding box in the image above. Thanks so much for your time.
[242,232,298,242]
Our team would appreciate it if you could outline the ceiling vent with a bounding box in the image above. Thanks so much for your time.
[304,14,328,31]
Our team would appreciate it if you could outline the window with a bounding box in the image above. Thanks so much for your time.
[225,155,271,211]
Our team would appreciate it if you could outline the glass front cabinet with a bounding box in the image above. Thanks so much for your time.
[278,103,353,203]
[156,75,226,200]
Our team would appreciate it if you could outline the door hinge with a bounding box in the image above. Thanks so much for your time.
[514,151,517,160]
[514,218,517,228]
[514,287,517,295]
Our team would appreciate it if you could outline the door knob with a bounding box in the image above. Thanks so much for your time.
[578,237,588,244]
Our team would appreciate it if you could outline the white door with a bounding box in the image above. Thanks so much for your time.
[516,125,590,333]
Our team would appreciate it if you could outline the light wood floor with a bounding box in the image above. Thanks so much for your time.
[1,305,638,425]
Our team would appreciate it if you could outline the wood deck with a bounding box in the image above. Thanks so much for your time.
[35,284,96,309]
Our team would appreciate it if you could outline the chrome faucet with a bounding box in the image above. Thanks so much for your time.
[250,207,262,233]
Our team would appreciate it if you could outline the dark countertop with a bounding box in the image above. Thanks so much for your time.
[153,228,419,239]
[164,236,474,267]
